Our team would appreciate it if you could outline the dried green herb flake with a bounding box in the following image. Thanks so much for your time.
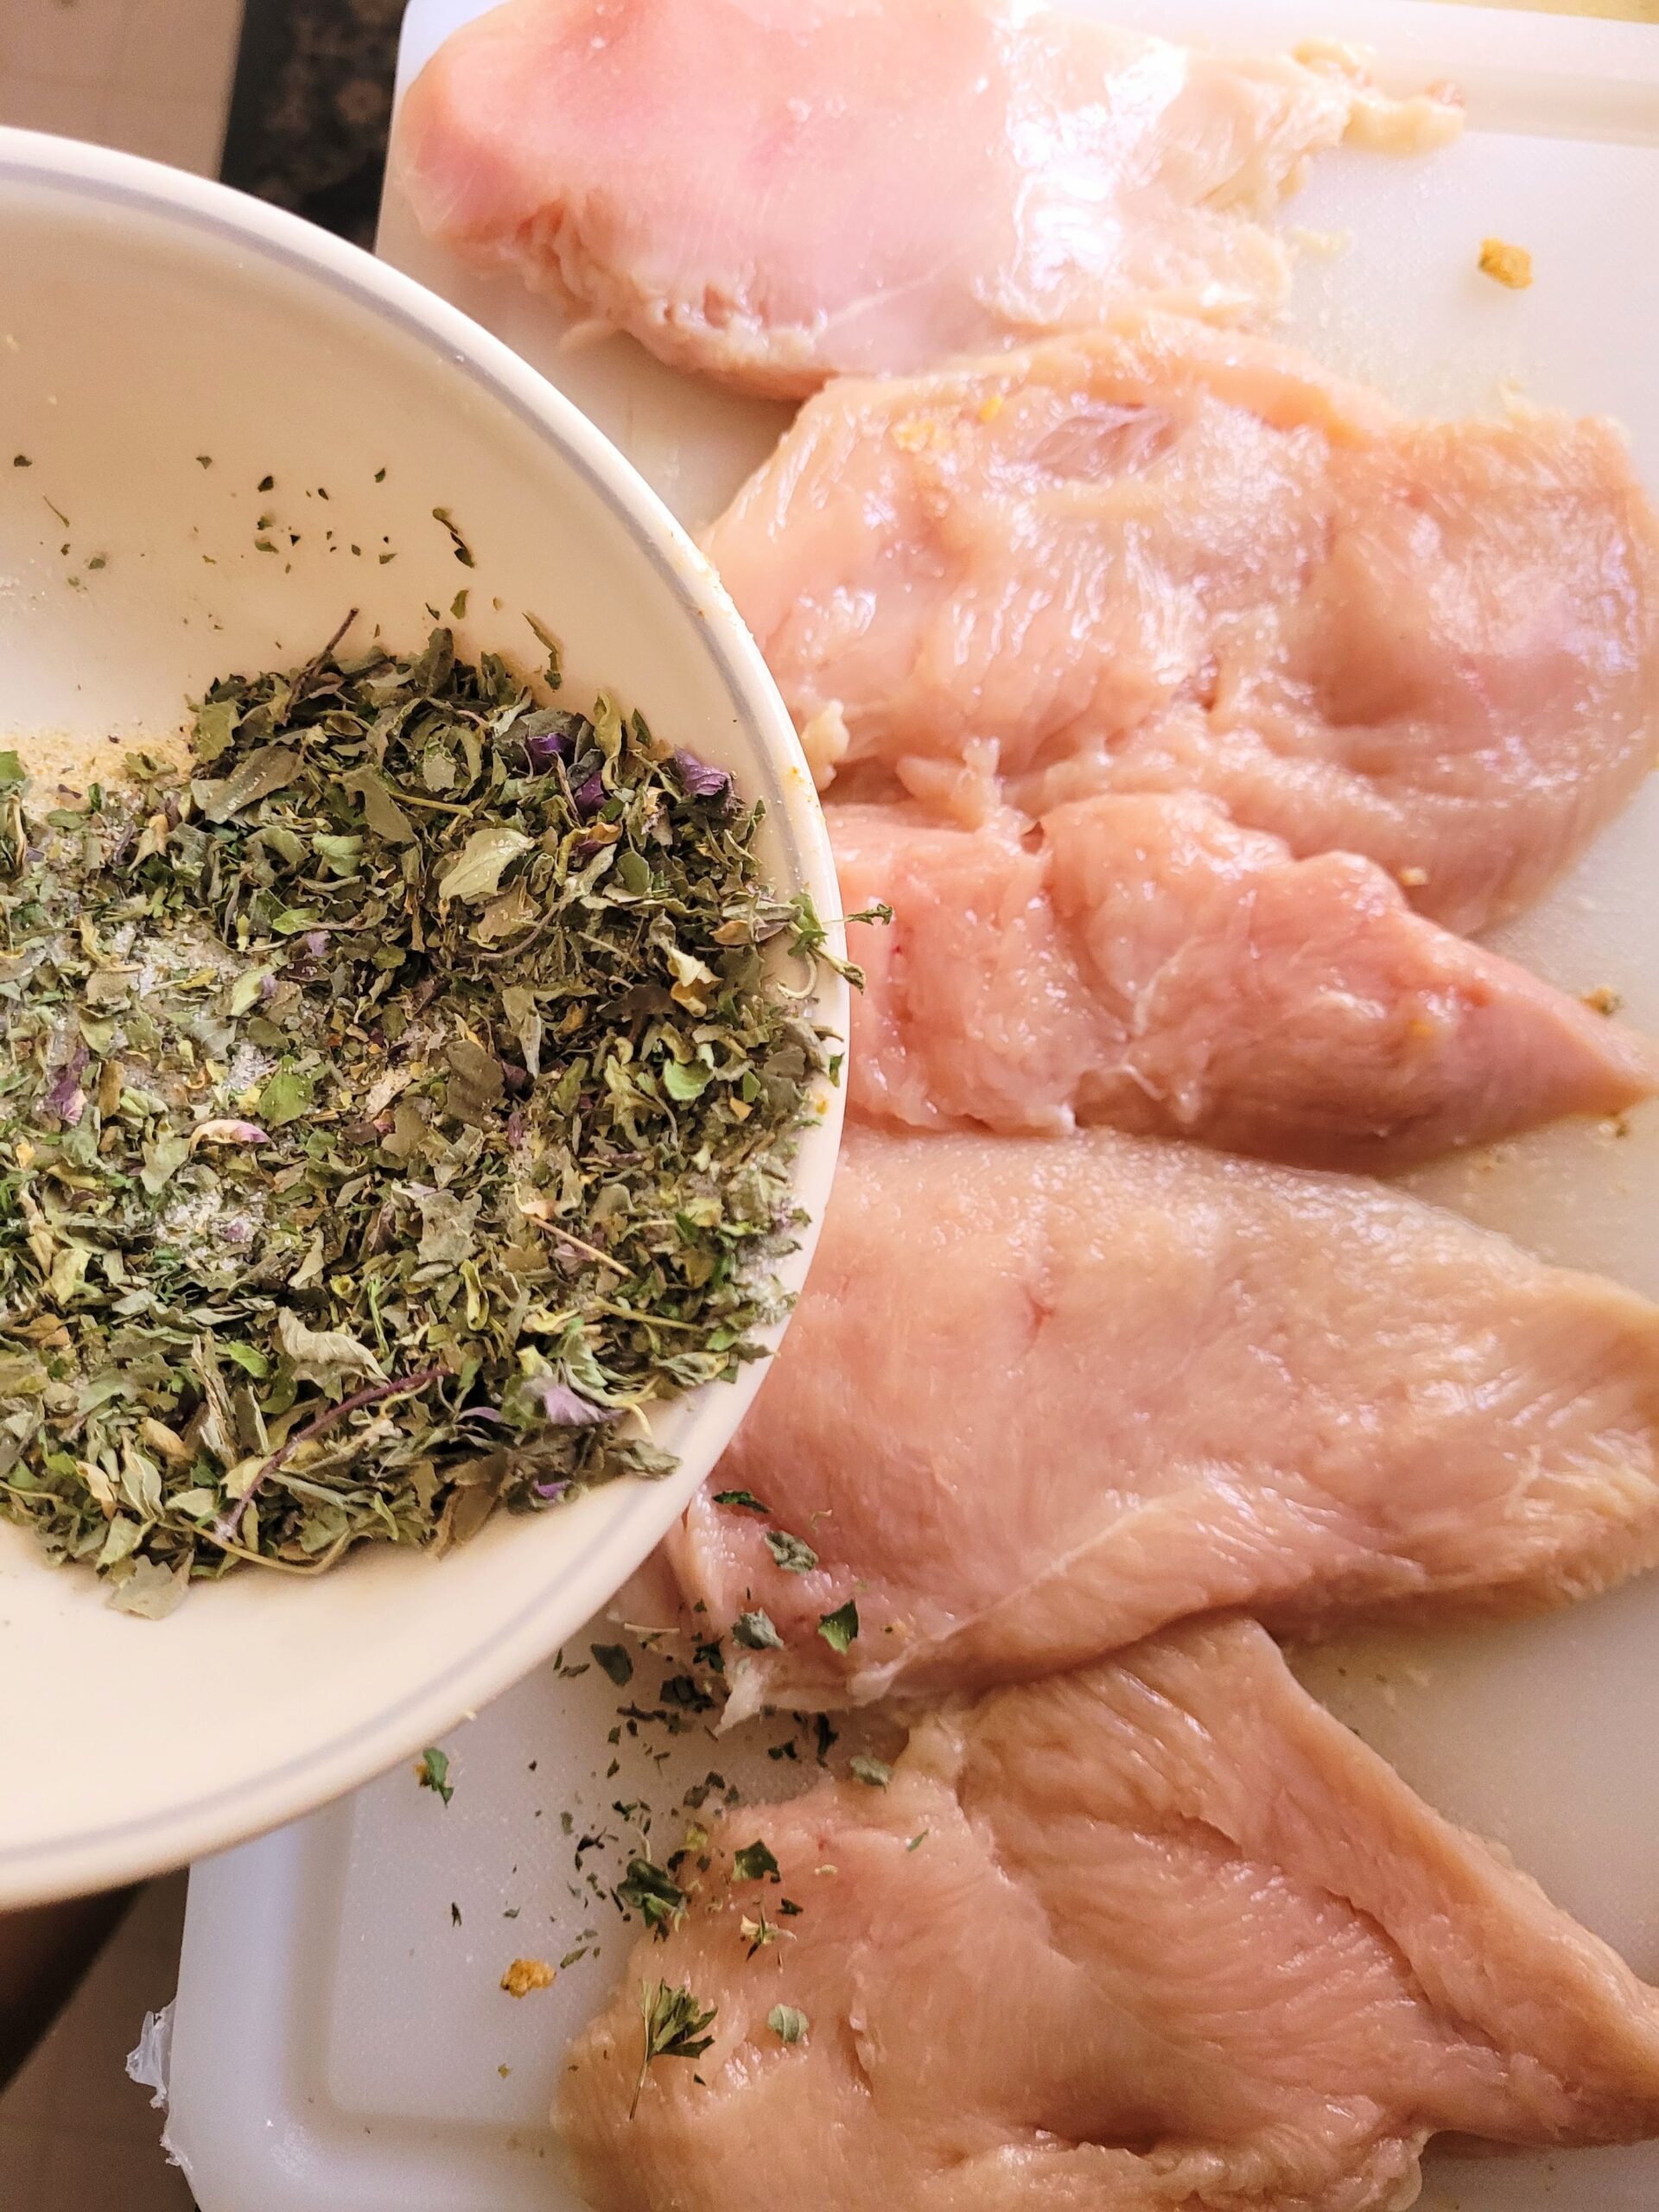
[633,1980,717,2113]
[731,1611,785,1652]
[765,1529,817,1573]
[817,1601,860,1654]
[0,626,840,1605]
[732,1840,780,1883]
[433,506,477,568]
[592,1642,635,1687]
[618,1854,688,1935]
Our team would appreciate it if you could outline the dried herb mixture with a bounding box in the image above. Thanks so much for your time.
[0,624,842,1616]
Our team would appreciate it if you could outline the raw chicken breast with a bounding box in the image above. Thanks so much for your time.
[709,315,1659,931]
[396,0,1459,398]
[563,1618,1659,2212]
[647,1125,1659,1707]
[834,794,1657,1166]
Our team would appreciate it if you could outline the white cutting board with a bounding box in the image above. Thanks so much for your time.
[163,4,1659,2208]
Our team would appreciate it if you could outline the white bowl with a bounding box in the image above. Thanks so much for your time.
[0,130,845,1906]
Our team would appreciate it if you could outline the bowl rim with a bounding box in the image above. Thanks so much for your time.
[0,125,846,1904]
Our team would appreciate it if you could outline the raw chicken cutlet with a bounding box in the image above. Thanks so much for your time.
[563,1618,1659,2212]
[709,314,1659,933]
[397,0,1459,398]
[633,1125,1659,1708]
[834,793,1658,1166]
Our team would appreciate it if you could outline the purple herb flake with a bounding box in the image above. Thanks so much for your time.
[672,748,734,802]
[532,1380,619,1427]
[524,728,571,771]
[44,1044,88,1128]
[191,1119,270,1148]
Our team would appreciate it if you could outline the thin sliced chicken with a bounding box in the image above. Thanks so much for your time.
[640,1125,1659,1708]
[709,315,1659,931]
[396,0,1459,399]
[834,794,1657,1166]
[563,1618,1659,2212]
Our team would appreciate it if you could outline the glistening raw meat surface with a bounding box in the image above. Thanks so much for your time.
[709,315,1659,931]
[832,794,1658,1166]
[563,1619,1659,2212]
[643,1124,1659,1707]
[397,0,1459,397]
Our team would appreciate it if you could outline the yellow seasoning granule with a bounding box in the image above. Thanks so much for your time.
[1479,238,1534,290]
[500,1958,556,1999]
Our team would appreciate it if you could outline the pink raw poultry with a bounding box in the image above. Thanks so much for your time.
[709,315,1659,932]
[831,793,1658,1166]
[564,1618,1659,2212]
[397,0,1458,397]
[635,1124,1659,1708]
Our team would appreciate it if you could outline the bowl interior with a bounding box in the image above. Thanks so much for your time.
[0,134,843,1904]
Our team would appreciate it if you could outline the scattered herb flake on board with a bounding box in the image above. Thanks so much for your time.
[592,1641,635,1687]
[634,1980,717,2114]
[450,1901,463,1926]
[500,1956,556,1998]
[0,625,842,1609]
[817,1600,859,1653]
[767,2004,808,2044]
[418,1747,454,1805]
